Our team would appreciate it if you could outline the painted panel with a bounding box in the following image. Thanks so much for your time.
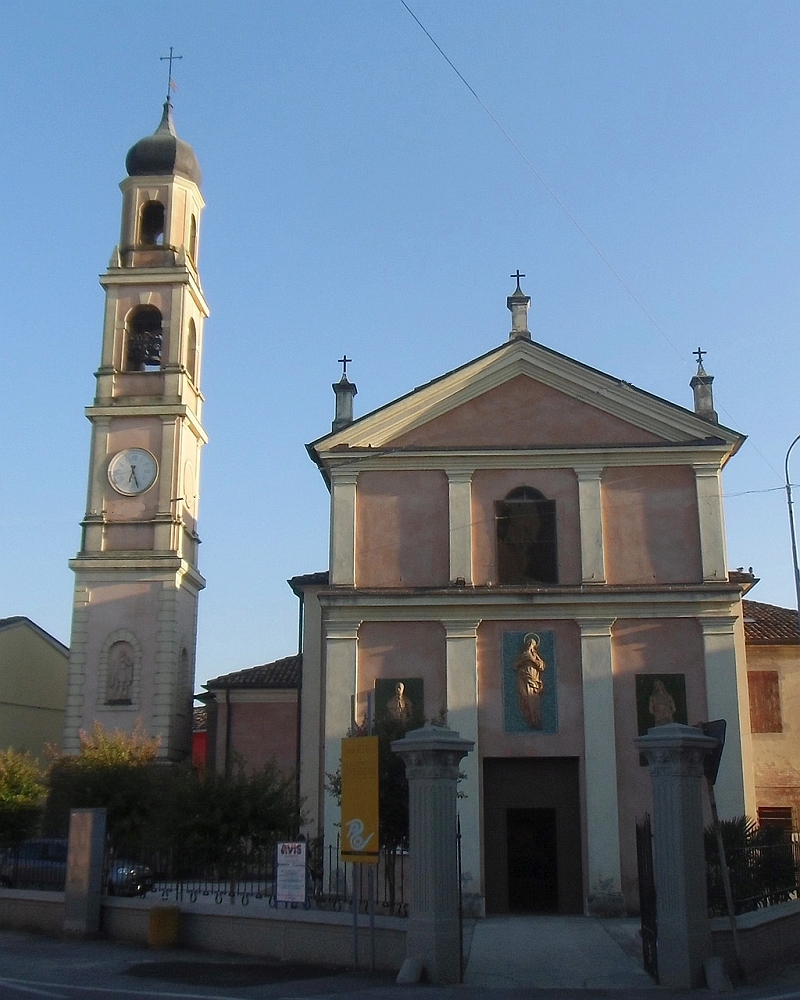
[634,673,688,734]
[356,470,448,587]
[477,620,583,757]
[502,631,558,734]
[602,466,702,584]
[472,469,580,586]
[386,375,666,449]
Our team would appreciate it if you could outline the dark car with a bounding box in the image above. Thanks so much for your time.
[0,838,68,890]
[107,859,154,896]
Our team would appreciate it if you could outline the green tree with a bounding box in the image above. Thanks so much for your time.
[0,750,48,848]
[44,722,161,841]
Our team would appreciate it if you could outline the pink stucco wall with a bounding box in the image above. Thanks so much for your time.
[356,471,449,587]
[471,469,581,585]
[387,375,666,449]
[213,697,299,778]
[602,466,702,584]
[357,620,446,724]
[612,617,706,901]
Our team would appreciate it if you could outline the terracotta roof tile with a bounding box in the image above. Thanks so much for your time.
[742,600,799,645]
[205,654,301,690]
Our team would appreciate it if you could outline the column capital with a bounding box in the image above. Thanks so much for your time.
[330,469,359,486]
[325,620,361,641]
[699,615,738,637]
[574,465,605,480]
[694,462,722,477]
[443,619,481,639]
[445,468,474,484]
[577,617,616,637]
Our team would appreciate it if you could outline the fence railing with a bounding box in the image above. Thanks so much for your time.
[707,837,800,916]
[104,834,408,916]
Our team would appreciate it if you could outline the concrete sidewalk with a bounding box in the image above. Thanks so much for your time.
[463,915,657,990]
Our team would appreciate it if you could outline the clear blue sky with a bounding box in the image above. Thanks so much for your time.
[2,1,799,691]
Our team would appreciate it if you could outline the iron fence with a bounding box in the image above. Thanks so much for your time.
[707,837,800,915]
[104,834,408,915]
[0,838,68,892]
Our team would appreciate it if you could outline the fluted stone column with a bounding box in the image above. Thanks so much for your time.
[635,724,717,990]
[392,725,474,985]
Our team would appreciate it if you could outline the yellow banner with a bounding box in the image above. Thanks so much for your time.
[340,736,379,864]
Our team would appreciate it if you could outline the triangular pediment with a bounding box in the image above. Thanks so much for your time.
[310,339,742,455]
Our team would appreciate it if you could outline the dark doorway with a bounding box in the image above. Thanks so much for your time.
[507,807,558,912]
[484,757,583,914]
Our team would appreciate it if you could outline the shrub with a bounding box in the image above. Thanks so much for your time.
[0,750,48,848]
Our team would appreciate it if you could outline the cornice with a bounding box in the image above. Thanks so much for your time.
[314,443,732,474]
[69,553,206,591]
[85,403,208,443]
[100,267,209,316]
[317,585,744,622]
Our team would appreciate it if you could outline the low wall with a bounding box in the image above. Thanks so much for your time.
[0,890,64,935]
[0,889,406,972]
[712,898,800,978]
[102,897,407,972]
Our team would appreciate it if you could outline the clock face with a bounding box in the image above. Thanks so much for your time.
[108,448,158,496]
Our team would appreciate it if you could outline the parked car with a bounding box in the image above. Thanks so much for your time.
[0,838,68,890]
[107,859,154,896]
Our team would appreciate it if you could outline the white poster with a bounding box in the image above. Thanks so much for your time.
[275,841,307,904]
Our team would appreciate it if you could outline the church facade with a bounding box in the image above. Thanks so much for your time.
[298,282,754,916]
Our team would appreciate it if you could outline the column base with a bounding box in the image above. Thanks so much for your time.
[461,892,485,918]
[586,891,626,917]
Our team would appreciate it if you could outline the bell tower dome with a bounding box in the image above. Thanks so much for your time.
[63,99,209,761]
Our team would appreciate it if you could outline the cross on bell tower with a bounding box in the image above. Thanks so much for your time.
[63,92,209,761]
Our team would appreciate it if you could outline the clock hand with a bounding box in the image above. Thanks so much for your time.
[128,465,139,488]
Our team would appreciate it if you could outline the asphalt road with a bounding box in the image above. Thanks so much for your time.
[3,930,800,1000]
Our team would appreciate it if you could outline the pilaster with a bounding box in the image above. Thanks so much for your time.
[575,466,606,584]
[445,470,473,584]
[444,619,482,913]
[323,619,361,850]
[578,617,623,913]
[329,471,358,586]
[700,616,752,817]
[695,464,727,581]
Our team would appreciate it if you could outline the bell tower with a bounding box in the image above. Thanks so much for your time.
[63,100,209,760]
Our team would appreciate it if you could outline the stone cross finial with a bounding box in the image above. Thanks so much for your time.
[693,347,707,368]
[510,269,526,291]
[338,355,352,378]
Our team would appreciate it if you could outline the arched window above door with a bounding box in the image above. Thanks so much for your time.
[496,486,558,584]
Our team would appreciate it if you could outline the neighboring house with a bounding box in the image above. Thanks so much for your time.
[200,655,300,778]
[743,599,800,832]
[0,617,69,761]
[297,280,754,917]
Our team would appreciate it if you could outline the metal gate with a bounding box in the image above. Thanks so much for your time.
[636,814,658,982]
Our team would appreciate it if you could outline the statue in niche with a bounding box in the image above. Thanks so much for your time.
[385,681,414,724]
[513,632,546,729]
[648,679,676,727]
[107,641,134,704]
